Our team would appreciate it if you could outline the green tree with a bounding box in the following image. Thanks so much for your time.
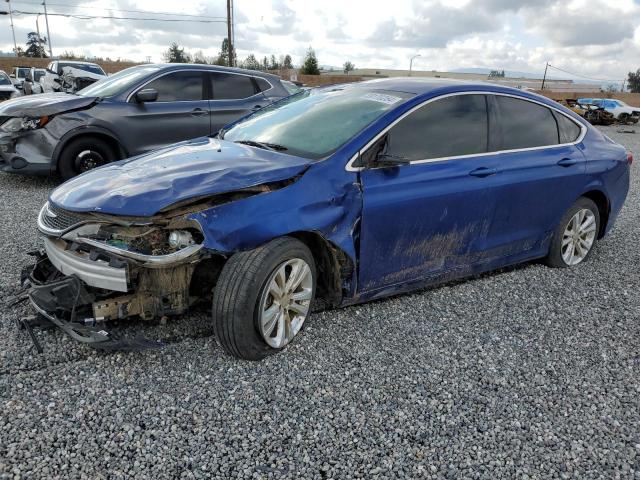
[300,47,320,75]
[269,54,279,70]
[627,69,640,93]
[242,54,261,70]
[282,54,293,69]
[24,32,47,58]
[343,61,355,75]
[214,38,234,66]
[163,42,190,63]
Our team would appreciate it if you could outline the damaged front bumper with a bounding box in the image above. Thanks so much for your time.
[22,208,210,351]
[0,128,56,174]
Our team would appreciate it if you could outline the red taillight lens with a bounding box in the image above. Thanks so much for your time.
[627,152,634,165]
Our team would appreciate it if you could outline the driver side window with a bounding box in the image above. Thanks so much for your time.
[383,94,489,161]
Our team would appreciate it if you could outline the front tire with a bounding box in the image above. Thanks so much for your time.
[212,237,316,360]
[58,137,116,180]
[546,197,600,268]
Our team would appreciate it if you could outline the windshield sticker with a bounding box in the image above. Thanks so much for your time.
[362,93,403,105]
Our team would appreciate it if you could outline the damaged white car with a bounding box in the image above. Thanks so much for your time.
[41,61,107,94]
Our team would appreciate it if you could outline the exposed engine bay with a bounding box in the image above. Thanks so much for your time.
[19,201,220,351]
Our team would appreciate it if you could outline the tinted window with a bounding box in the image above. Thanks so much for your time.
[0,73,11,86]
[553,111,581,144]
[211,73,257,99]
[144,71,204,102]
[496,96,558,149]
[255,77,272,92]
[59,63,106,76]
[386,94,488,160]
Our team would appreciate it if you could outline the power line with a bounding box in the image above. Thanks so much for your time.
[10,9,227,23]
[8,1,226,20]
[547,64,624,84]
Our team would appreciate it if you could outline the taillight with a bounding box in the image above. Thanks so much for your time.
[627,152,634,165]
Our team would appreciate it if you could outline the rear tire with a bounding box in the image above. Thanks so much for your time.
[58,137,116,180]
[212,237,316,360]
[545,197,600,268]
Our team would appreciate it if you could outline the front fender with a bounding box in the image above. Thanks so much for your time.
[51,123,127,167]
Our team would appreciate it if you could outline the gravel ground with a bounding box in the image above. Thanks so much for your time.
[0,125,639,479]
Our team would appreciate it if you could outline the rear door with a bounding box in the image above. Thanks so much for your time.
[208,72,266,134]
[121,70,211,153]
[487,95,586,255]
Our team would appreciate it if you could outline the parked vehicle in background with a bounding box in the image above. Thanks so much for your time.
[281,80,304,94]
[23,79,630,358]
[560,99,615,126]
[0,70,19,101]
[0,64,291,178]
[9,67,31,91]
[40,61,107,94]
[23,68,46,95]
[577,97,640,123]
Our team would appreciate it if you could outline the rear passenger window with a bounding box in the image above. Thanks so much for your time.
[553,112,581,144]
[496,96,558,149]
[385,94,488,160]
[143,71,203,101]
[211,73,257,100]
[255,77,272,92]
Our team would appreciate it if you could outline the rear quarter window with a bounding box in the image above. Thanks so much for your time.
[496,96,559,149]
[553,111,582,144]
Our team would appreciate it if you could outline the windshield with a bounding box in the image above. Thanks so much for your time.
[33,70,45,82]
[77,65,162,98]
[17,68,29,78]
[60,63,106,76]
[0,73,11,86]
[223,87,414,159]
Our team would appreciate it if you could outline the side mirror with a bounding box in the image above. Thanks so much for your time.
[9,74,15,79]
[135,88,159,103]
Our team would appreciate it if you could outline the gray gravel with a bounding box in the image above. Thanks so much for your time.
[1,125,639,479]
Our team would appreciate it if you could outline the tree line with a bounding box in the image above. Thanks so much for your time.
[164,42,356,76]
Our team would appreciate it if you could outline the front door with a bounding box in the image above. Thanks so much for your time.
[123,70,211,154]
[358,94,501,293]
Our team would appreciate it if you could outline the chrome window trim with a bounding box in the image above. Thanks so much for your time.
[126,68,270,103]
[345,91,588,172]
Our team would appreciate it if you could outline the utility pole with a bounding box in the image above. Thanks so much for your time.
[541,62,549,90]
[36,14,44,57]
[226,0,233,67]
[622,78,626,92]
[6,0,18,54]
[42,0,53,58]
[409,54,421,76]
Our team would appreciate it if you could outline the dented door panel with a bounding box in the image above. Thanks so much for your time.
[358,157,500,293]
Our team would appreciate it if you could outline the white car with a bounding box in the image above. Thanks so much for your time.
[41,60,107,94]
[23,67,47,95]
[0,70,19,101]
[578,98,640,123]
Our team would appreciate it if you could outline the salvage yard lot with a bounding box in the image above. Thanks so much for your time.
[0,126,639,478]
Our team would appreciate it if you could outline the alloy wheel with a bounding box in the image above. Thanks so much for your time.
[75,149,106,172]
[561,208,597,266]
[258,258,313,349]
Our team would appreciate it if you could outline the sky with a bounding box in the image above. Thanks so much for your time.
[1,0,639,83]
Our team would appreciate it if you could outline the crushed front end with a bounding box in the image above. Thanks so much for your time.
[22,201,211,350]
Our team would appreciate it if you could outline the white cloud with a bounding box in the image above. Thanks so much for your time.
[0,0,637,79]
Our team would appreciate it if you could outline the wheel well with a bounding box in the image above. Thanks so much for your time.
[289,232,354,309]
[56,133,126,168]
[582,190,609,238]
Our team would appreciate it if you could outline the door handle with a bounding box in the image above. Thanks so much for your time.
[469,167,498,177]
[190,108,208,116]
[557,157,577,167]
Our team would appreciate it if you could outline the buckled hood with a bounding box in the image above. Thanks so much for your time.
[0,92,98,117]
[49,137,313,217]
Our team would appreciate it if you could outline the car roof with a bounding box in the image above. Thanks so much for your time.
[149,63,282,81]
[56,60,101,66]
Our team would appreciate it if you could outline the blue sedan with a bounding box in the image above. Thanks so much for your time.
[25,78,631,359]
